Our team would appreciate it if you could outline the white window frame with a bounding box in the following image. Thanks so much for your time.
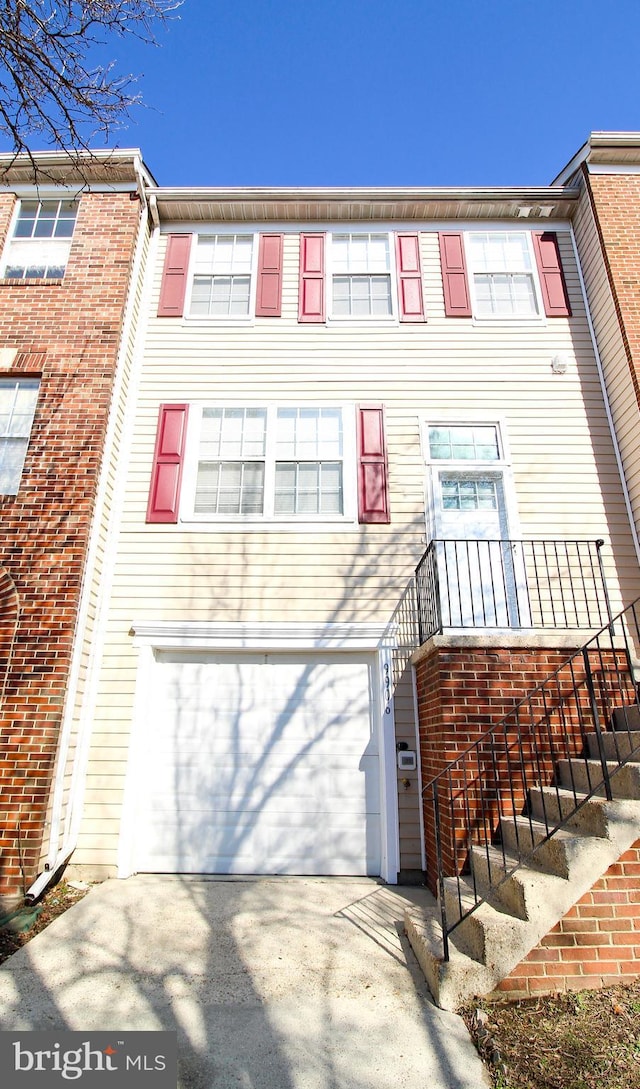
[0,377,40,494]
[184,231,258,322]
[181,403,358,527]
[464,231,544,322]
[326,231,398,323]
[423,418,522,539]
[1,199,78,281]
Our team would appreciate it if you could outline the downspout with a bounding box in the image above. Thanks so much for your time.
[25,162,155,902]
[569,223,640,566]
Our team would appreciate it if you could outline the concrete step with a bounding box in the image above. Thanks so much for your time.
[499,814,593,879]
[611,703,640,731]
[442,874,529,965]
[528,785,640,840]
[405,791,640,1010]
[558,757,640,799]
[404,902,497,1012]
[586,730,640,761]
[468,843,570,921]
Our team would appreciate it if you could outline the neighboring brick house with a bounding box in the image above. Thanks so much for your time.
[0,150,153,907]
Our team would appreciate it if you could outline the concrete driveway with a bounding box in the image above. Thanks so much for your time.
[0,875,488,1089]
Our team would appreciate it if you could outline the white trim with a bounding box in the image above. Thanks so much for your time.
[378,645,400,884]
[463,229,545,323]
[586,163,640,176]
[422,415,521,541]
[159,218,575,236]
[131,620,393,651]
[2,183,140,198]
[182,229,258,324]
[325,229,398,325]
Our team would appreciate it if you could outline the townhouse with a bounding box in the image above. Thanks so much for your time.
[2,135,639,1004]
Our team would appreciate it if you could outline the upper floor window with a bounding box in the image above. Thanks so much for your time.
[2,200,78,280]
[0,378,39,493]
[466,232,539,318]
[330,233,393,318]
[188,233,255,317]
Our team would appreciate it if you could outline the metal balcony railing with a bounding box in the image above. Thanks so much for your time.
[415,538,611,643]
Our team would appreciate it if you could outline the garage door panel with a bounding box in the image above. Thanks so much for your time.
[142,753,380,794]
[134,652,381,876]
[138,814,381,877]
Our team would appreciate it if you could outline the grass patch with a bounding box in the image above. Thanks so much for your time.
[463,980,640,1089]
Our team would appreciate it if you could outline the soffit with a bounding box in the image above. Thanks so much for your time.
[149,187,578,225]
[0,149,153,189]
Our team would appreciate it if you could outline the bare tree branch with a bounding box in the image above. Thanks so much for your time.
[0,1,182,164]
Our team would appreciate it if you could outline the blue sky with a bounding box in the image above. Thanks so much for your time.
[17,0,640,187]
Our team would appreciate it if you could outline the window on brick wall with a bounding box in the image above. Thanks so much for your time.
[0,378,39,493]
[2,200,78,280]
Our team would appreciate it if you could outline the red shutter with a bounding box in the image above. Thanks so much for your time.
[157,234,192,317]
[357,405,390,524]
[532,232,572,317]
[396,233,425,321]
[146,404,189,523]
[256,233,284,317]
[439,232,472,317]
[298,233,325,322]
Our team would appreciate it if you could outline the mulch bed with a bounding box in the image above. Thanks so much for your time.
[0,881,91,967]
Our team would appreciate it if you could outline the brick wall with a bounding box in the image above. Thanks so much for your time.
[414,639,629,894]
[495,841,640,999]
[587,172,640,411]
[0,191,140,903]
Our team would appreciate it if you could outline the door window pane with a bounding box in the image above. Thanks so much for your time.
[429,425,500,461]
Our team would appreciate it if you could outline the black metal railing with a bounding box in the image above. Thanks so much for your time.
[415,538,611,643]
[424,598,640,961]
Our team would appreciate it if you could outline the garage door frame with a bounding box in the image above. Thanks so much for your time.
[119,621,400,884]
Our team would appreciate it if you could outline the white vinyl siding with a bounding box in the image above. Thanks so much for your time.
[572,183,640,545]
[69,224,640,881]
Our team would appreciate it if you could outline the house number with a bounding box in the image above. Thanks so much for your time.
[383,662,391,713]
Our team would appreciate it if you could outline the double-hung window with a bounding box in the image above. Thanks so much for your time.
[2,200,78,280]
[190,406,347,520]
[189,234,255,317]
[330,233,393,318]
[0,378,39,493]
[466,232,539,318]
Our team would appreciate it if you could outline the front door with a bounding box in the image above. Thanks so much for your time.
[426,424,529,629]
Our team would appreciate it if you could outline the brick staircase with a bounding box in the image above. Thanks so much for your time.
[405,705,640,1011]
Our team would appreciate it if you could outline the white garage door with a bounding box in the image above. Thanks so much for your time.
[133,651,381,875]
